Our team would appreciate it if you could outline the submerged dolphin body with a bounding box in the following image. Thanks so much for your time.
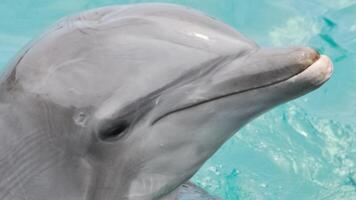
[0,3,332,200]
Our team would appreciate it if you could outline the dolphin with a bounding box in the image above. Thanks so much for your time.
[0,3,332,200]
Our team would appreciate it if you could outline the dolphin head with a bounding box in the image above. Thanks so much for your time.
[0,4,333,200]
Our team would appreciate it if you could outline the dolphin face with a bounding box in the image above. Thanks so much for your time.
[0,3,333,200]
[108,48,332,199]
[88,47,332,199]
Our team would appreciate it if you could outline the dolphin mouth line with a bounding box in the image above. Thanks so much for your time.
[152,55,332,125]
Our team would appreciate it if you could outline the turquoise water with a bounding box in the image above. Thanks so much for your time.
[1,0,355,199]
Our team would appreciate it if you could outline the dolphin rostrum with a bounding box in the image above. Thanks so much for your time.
[0,3,332,200]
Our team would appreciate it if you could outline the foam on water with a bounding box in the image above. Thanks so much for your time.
[0,0,355,199]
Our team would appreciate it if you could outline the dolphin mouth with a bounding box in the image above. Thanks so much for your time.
[152,55,333,125]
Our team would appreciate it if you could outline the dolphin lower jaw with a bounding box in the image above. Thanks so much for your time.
[152,53,332,124]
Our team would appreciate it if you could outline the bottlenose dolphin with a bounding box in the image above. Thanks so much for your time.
[0,3,332,200]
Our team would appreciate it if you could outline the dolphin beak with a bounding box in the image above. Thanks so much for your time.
[150,47,332,125]
[287,53,333,88]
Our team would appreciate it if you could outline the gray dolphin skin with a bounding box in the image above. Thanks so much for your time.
[0,3,333,200]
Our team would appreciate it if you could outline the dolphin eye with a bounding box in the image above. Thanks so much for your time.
[99,120,129,141]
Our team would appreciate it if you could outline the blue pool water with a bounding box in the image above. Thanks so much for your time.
[1,0,355,199]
